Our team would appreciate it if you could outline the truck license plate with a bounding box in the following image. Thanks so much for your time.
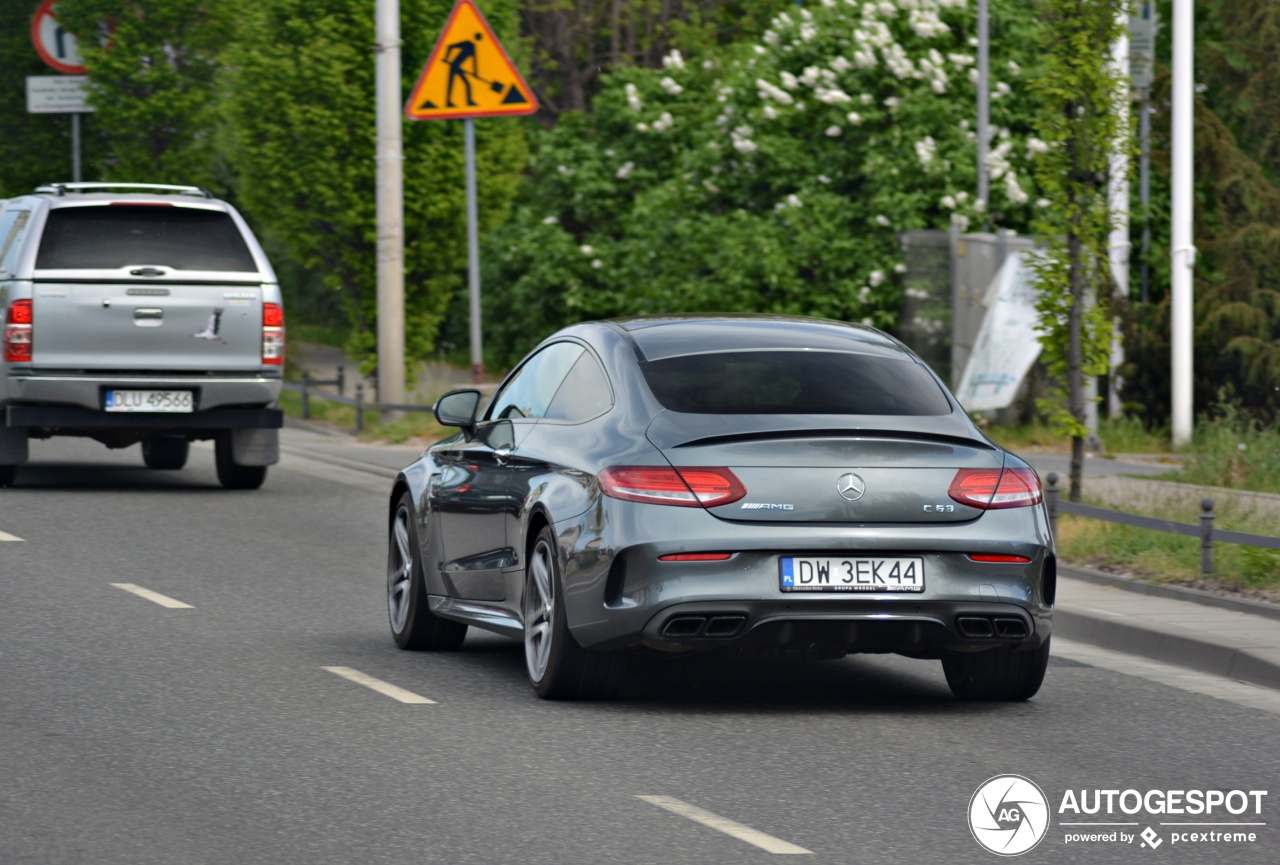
[104,390,194,413]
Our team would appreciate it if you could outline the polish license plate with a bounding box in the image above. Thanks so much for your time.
[780,556,925,593]
[104,390,194,413]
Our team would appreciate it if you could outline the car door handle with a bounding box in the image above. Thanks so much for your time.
[133,307,164,319]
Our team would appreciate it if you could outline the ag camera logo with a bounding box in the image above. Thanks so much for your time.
[969,775,1051,856]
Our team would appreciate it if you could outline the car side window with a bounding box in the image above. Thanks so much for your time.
[543,351,613,422]
[486,342,585,421]
[0,210,31,275]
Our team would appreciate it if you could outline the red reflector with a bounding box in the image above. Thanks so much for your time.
[968,554,1032,564]
[6,300,32,325]
[262,303,285,327]
[598,466,746,508]
[949,467,1043,510]
[4,300,33,362]
[658,553,733,562]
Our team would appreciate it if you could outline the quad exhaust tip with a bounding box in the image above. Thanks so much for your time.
[956,616,1028,640]
[661,615,747,639]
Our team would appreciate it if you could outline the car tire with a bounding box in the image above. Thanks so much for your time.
[523,525,626,700]
[142,437,189,470]
[388,493,467,650]
[942,637,1050,701]
[0,465,15,487]
[214,432,267,490]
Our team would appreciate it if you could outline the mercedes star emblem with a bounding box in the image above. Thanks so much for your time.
[836,472,866,502]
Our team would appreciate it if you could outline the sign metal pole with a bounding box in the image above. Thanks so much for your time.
[71,112,81,181]
[465,118,483,385]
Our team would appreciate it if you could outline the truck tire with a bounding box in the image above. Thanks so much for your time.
[142,437,189,470]
[215,432,267,490]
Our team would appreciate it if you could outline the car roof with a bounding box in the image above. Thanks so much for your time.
[606,314,907,362]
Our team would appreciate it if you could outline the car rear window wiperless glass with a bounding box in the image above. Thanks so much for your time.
[641,350,952,416]
[34,206,257,271]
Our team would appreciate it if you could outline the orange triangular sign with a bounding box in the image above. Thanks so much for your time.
[405,0,538,121]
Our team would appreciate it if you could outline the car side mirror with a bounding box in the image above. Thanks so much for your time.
[434,389,482,429]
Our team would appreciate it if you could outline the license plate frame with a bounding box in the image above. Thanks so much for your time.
[779,556,926,593]
[104,389,195,413]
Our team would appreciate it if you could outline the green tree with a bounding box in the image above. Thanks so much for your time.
[483,0,1046,368]
[0,2,106,195]
[1120,0,1280,427]
[1026,0,1127,501]
[58,0,229,187]
[222,0,527,371]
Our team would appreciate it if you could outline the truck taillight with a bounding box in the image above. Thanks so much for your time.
[262,302,284,365]
[4,300,33,363]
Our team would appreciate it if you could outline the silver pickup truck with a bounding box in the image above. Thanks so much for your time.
[0,183,285,489]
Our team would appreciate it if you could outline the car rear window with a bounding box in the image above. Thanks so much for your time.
[640,350,952,416]
[35,206,257,271]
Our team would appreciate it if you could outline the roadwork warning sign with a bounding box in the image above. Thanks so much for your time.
[405,0,537,121]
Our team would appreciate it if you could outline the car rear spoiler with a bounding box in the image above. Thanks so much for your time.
[644,410,995,451]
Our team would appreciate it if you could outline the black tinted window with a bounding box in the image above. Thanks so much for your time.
[35,206,257,271]
[487,343,585,421]
[544,351,612,422]
[641,351,951,415]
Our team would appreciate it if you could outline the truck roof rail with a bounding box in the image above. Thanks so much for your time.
[34,182,213,199]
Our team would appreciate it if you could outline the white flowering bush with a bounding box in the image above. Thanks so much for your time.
[483,0,1043,366]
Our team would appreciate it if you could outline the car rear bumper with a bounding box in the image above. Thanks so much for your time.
[632,598,1051,656]
[6,404,282,431]
[4,373,281,411]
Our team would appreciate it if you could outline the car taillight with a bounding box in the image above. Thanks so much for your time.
[262,302,285,365]
[4,300,33,363]
[598,466,746,508]
[948,467,1043,510]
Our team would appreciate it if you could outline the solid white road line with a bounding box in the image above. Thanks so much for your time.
[636,795,813,855]
[110,583,194,609]
[320,666,436,704]
[0,530,24,542]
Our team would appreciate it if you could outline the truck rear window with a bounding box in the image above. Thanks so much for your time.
[640,350,953,416]
[34,206,257,271]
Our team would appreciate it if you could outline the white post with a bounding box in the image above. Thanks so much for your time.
[1108,11,1130,420]
[1170,0,1195,447]
[976,0,989,209]
[375,0,406,415]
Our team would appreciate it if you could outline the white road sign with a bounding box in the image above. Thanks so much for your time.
[27,75,93,113]
[31,0,85,75]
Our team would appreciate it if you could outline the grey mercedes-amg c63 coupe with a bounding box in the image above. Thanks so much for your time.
[386,315,1054,701]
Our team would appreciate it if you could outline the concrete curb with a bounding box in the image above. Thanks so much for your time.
[1053,601,1280,692]
[1062,564,1280,623]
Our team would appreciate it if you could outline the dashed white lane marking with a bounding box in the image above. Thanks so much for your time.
[321,666,436,704]
[0,530,24,542]
[110,583,194,609]
[1053,637,1280,715]
[637,795,813,855]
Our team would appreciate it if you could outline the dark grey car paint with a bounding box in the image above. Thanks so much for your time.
[394,316,1053,657]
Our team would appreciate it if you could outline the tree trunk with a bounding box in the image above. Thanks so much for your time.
[1067,228,1086,502]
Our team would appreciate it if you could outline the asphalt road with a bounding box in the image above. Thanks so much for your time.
[2,437,1278,864]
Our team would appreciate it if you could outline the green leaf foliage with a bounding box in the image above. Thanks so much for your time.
[1121,0,1280,426]
[220,0,527,371]
[0,2,107,194]
[58,0,230,187]
[1025,0,1127,452]
[483,0,1046,368]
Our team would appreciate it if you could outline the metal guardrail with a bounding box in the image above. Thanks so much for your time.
[282,369,434,434]
[1045,472,1280,576]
